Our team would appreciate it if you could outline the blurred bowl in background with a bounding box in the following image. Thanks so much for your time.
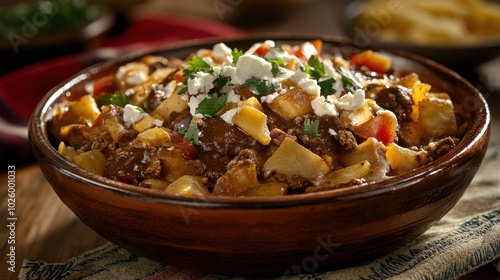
[0,0,115,75]
[342,0,500,69]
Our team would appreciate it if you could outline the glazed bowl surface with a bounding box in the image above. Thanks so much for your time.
[29,35,490,276]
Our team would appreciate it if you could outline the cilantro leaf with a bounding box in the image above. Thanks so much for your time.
[242,78,279,96]
[183,56,212,83]
[232,48,243,64]
[196,93,228,117]
[99,93,129,107]
[268,59,286,77]
[338,66,363,93]
[303,118,321,137]
[318,78,337,96]
[178,119,200,145]
[306,56,326,80]
[213,75,231,89]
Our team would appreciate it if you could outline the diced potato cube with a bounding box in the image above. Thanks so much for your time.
[50,95,100,139]
[212,161,259,196]
[386,143,428,175]
[238,96,263,111]
[263,137,329,181]
[232,105,271,145]
[270,88,313,121]
[307,160,371,192]
[419,96,457,139]
[151,92,189,121]
[165,175,209,197]
[58,142,80,161]
[160,150,202,183]
[135,127,171,147]
[399,121,428,147]
[132,115,156,132]
[72,149,106,176]
[410,82,431,120]
[341,137,389,180]
[141,178,170,191]
[341,102,373,127]
[241,182,288,197]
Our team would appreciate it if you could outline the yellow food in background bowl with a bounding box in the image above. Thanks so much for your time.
[355,0,500,45]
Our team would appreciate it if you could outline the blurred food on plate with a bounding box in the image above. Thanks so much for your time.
[355,0,500,45]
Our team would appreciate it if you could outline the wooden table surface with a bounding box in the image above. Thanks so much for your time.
[2,1,500,279]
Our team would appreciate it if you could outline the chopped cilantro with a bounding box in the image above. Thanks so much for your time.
[231,48,243,64]
[99,93,129,107]
[318,78,337,96]
[178,119,200,145]
[196,93,228,117]
[183,56,212,83]
[303,118,321,137]
[268,59,286,77]
[306,56,326,80]
[242,78,279,96]
[338,66,364,93]
[213,75,231,89]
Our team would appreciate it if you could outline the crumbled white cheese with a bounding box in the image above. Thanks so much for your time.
[116,65,127,80]
[336,89,366,111]
[126,72,148,86]
[84,82,94,95]
[153,119,164,127]
[220,107,240,125]
[229,54,273,84]
[261,91,281,104]
[202,56,215,67]
[187,72,216,95]
[226,90,241,103]
[246,40,275,55]
[323,60,344,96]
[311,96,338,117]
[328,128,337,136]
[213,43,233,64]
[291,70,320,97]
[123,104,148,125]
[298,41,318,59]
[187,93,209,117]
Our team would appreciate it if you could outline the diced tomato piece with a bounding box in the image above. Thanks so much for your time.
[93,75,117,96]
[174,70,184,83]
[169,132,197,159]
[93,113,103,127]
[295,40,322,59]
[254,44,271,57]
[350,50,391,73]
[352,111,397,145]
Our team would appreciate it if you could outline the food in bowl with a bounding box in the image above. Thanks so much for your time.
[354,0,500,45]
[49,39,465,197]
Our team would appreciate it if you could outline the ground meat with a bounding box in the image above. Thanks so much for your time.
[104,147,162,185]
[367,85,413,122]
[426,137,457,161]
[337,130,358,152]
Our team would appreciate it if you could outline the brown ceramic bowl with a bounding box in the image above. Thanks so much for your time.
[28,35,490,277]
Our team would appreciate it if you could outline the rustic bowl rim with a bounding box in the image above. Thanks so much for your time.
[29,34,491,208]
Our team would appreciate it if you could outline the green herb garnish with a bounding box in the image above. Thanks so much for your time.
[338,66,363,93]
[303,118,321,137]
[268,59,286,77]
[183,56,212,83]
[213,75,231,89]
[318,78,337,96]
[178,119,200,145]
[306,56,326,80]
[242,78,279,96]
[232,48,244,64]
[99,93,129,107]
[196,93,228,117]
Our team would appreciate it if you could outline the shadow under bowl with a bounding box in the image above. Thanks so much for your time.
[28,35,490,276]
